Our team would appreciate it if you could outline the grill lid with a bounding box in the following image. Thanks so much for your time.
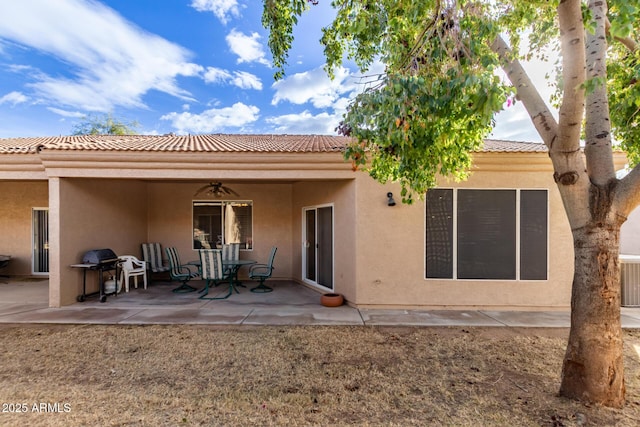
[82,249,118,264]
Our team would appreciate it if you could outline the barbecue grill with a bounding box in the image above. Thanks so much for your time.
[0,255,10,282]
[82,248,119,266]
[73,249,120,302]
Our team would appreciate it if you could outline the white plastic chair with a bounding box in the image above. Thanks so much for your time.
[119,255,147,292]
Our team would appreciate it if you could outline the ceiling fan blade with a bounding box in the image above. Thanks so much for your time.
[223,186,240,196]
[194,184,212,196]
[194,182,238,197]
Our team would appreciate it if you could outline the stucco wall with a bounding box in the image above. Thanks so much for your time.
[621,206,640,255]
[352,156,574,310]
[147,182,294,280]
[0,180,48,275]
[291,180,357,301]
[52,178,148,306]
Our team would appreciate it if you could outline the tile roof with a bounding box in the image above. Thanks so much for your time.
[482,139,548,152]
[0,138,48,154]
[0,134,547,154]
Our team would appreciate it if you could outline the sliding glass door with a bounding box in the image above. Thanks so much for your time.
[303,205,333,290]
[32,208,49,274]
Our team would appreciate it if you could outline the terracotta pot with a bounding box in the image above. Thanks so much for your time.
[321,293,344,307]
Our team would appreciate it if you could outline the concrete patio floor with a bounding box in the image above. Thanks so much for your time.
[2,277,640,328]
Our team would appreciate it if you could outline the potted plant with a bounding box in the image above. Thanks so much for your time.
[321,292,344,307]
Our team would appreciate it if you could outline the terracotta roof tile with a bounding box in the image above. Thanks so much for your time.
[0,134,547,154]
[482,139,548,152]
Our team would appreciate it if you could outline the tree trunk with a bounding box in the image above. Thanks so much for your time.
[559,209,625,407]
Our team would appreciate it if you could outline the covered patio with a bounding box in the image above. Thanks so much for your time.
[4,277,640,327]
[35,135,359,308]
[0,277,364,325]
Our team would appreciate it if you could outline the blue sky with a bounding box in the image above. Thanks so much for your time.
[0,0,549,141]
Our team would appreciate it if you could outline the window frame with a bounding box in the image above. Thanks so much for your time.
[192,200,253,251]
[424,188,549,281]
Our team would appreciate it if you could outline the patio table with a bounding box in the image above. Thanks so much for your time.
[189,259,255,299]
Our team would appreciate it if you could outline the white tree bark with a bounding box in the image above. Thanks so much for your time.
[494,0,633,407]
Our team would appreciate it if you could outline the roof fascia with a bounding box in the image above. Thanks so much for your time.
[38,150,355,180]
[0,154,47,179]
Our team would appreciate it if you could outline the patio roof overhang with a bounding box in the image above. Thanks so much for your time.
[38,150,356,180]
[0,153,47,180]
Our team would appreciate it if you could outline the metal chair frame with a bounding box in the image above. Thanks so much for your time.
[249,246,277,293]
[165,247,198,293]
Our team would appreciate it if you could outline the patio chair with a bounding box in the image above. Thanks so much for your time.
[165,247,199,293]
[222,243,241,286]
[118,255,147,292]
[249,246,277,293]
[198,249,232,299]
[141,243,170,282]
[222,243,240,263]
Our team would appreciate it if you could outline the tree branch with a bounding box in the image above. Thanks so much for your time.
[491,36,558,147]
[584,0,616,185]
[556,0,586,152]
[606,16,638,52]
[614,164,640,219]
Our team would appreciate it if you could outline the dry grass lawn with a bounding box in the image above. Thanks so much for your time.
[0,324,639,426]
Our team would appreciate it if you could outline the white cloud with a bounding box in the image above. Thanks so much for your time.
[46,107,85,118]
[226,29,270,66]
[271,66,357,108]
[203,67,233,84]
[0,91,28,106]
[230,71,262,90]
[266,110,340,135]
[266,63,386,134]
[190,0,241,25]
[0,0,201,112]
[490,104,542,142]
[203,67,262,90]
[160,102,259,133]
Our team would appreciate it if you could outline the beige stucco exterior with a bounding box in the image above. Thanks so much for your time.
[1,141,634,310]
[351,152,575,310]
[0,180,48,275]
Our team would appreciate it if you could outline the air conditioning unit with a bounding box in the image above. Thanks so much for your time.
[621,255,640,307]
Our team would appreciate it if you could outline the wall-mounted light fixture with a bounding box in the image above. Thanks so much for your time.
[387,192,396,207]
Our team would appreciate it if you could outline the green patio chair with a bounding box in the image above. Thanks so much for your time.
[141,243,169,283]
[198,249,234,299]
[222,243,241,286]
[249,246,277,293]
[165,247,198,293]
[222,243,240,262]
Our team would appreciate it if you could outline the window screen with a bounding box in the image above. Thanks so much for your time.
[426,189,454,278]
[520,190,548,280]
[425,188,547,281]
[457,190,516,280]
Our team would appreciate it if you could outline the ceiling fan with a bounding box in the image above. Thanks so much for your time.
[194,182,239,198]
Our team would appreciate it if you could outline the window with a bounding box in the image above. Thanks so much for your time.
[426,189,547,280]
[193,201,253,250]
